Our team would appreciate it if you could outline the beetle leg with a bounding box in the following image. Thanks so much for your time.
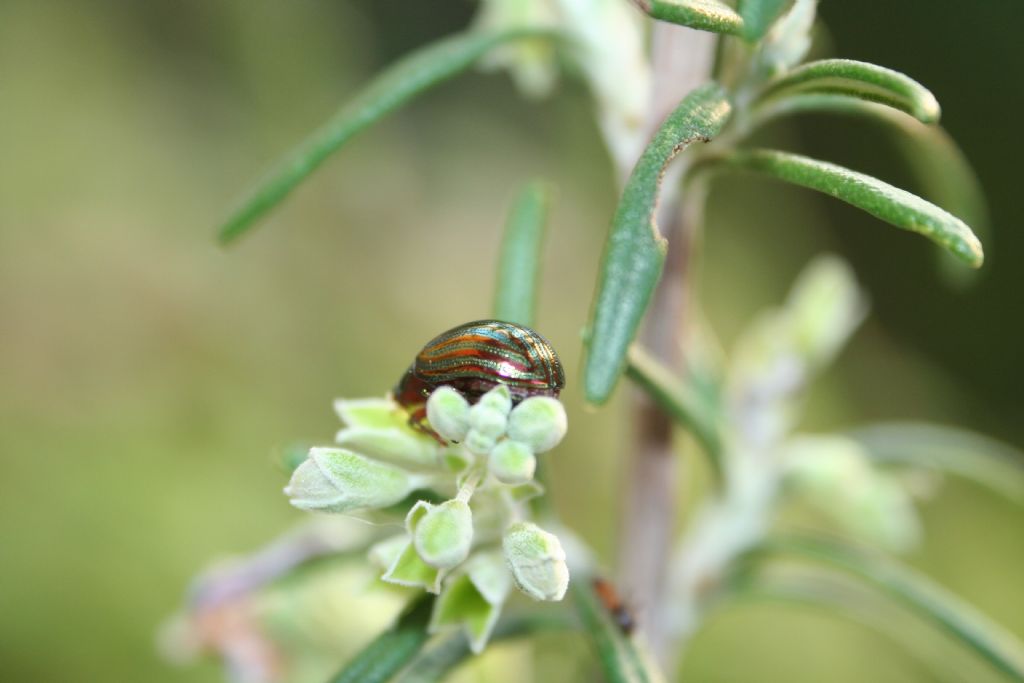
[405,404,447,445]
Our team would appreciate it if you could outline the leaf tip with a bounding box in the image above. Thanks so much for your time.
[216,214,249,246]
[917,92,942,125]
[966,237,985,268]
[215,228,237,247]
[582,360,616,406]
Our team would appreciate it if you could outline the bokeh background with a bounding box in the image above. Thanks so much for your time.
[1,1,1021,681]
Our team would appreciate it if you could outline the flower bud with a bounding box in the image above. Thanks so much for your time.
[426,386,471,443]
[468,402,508,439]
[412,500,474,569]
[783,435,920,552]
[488,440,536,484]
[477,384,513,415]
[284,447,417,514]
[507,397,567,453]
[503,522,569,601]
[464,429,497,456]
[334,397,440,467]
[787,255,866,368]
[335,427,439,468]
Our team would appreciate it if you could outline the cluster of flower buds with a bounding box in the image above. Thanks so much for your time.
[284,385,570,652]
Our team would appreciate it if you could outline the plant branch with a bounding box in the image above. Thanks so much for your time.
[616,21,717,663]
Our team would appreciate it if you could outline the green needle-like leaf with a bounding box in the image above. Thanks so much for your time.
[746,94,988,230]
[633,0,745,36]
[394,614,571,683]
[743,93,989,282]
[738,0,792,41]
[717,149,984,267]
[218,29,553,244]
[625,346,723,481]
[493,181,552,327]
[756,59,941,124]
[572,578,665,683]
[848,422,1024,503]
[329,594,434,683]
[755,535,1024,681]
[584,84,732,404]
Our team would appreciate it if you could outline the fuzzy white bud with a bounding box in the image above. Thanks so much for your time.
[503,521,569,601]
[507,397,567,453]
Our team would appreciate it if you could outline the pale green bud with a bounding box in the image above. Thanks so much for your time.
[285,447,417,514]
[759,0,817,74]
[784,435,920,552]
[488,440,536,484]
[786,255,866,368]
[426,386,471,443]
[334,396,440,467]
[472,0,559,99]
[507,397,567,453]
[477,384,513,415]
[335,427,439,468]
[464,429,497,456]
[441,446,473,475]
[503,521,569,601]
[469,402,508,439]
[411,500,474,569]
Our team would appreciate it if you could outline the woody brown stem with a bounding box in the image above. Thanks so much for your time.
[616,21,716,662]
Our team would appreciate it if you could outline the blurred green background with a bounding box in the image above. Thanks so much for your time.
[1,1,1021,681]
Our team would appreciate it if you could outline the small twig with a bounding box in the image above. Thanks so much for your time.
[188,519,374,609]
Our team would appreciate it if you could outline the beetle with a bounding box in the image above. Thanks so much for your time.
[393,319,565,437]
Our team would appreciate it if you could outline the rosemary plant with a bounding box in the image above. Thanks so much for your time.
[167,2,1024,682]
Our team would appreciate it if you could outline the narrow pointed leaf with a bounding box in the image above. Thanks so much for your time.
[218,29,553,244]
[585,84,732,404]
[394,614,571,683]
[755,535,1024,681]
[493,180,552,327]
[633,0,744,36]
[746,94,988,231]
[329,595,434,683]
[756,59,941,124]
[572,578,665,683]
[625,346,723,481]
[738,0,791,41]
[848,422,1024,502]
[717,149,983,267]
[743,93,989,282]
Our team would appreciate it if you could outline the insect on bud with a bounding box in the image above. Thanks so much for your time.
[507,396,567,453]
